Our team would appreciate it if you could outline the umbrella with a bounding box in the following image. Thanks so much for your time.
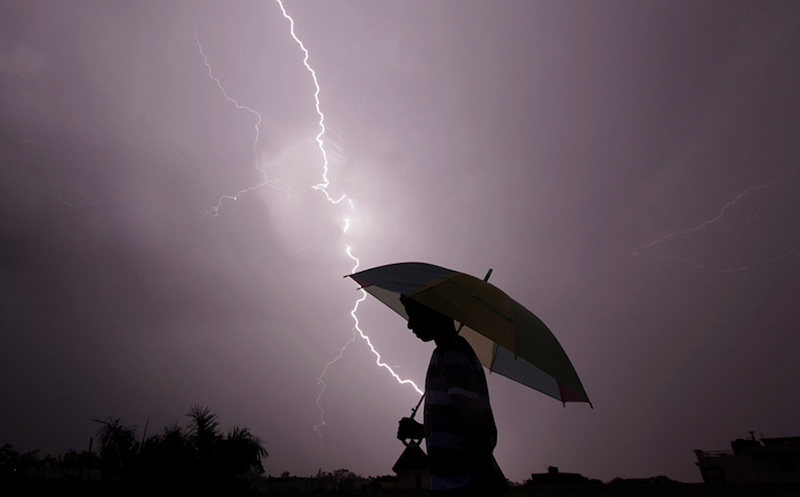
[347,262,591,406]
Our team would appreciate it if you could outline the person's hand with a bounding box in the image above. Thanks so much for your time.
[397,417,425,441]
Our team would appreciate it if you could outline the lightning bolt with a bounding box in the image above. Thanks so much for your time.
[195,0,422,448]
[637,175,786,253]
[193,31,293,222]
[271,0,422,445]
[346,247,424,396]
[313,315,356,444]
[313,248,424,446]
[637,169,799,271]
[275,0,344,204]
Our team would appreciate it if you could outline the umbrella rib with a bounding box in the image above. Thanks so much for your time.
[442,277,514,323]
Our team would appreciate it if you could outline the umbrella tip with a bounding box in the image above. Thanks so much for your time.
[483,269,493,282]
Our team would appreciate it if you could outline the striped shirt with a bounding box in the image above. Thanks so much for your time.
[424,335,498,491]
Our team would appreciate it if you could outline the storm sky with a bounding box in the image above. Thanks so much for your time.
[2,0,800,483]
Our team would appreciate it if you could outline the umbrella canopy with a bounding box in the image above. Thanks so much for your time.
[348,262,590,406]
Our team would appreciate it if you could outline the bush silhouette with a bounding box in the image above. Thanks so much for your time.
[93,405,267,493]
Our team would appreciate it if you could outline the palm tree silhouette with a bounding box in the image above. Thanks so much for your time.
[221,426,268,476]
[186,404,221,471]
[93,417,138,478]
[92,405,267,489]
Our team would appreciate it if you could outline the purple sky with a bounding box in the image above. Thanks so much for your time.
[2,0,800,483]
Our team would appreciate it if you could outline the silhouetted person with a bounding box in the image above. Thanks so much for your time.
[397,297,507,496]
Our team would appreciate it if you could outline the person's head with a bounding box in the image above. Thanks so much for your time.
[401,297,456,343]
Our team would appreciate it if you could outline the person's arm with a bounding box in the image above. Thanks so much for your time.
[452,393,494,472]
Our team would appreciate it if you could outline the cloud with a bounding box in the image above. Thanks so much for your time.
[0,43,47,76]
[0,43,50,120]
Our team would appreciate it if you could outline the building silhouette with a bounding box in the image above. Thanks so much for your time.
[695,433,800,483]
[526,466,601,486]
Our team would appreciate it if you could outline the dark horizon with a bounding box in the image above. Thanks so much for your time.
[2,0,800,484]
[4,416,787,484]
[5,424,800,487]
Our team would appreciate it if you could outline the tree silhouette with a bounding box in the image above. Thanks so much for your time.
[4,406,267,495]
[93,417,139,478]
[186,404,221,473]
[89,405,267,492]
[137,423,194,479]
[220,426,268,477]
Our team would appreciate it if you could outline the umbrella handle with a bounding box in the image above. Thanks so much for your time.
[409,393,425,420]
[399,393,426,448]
